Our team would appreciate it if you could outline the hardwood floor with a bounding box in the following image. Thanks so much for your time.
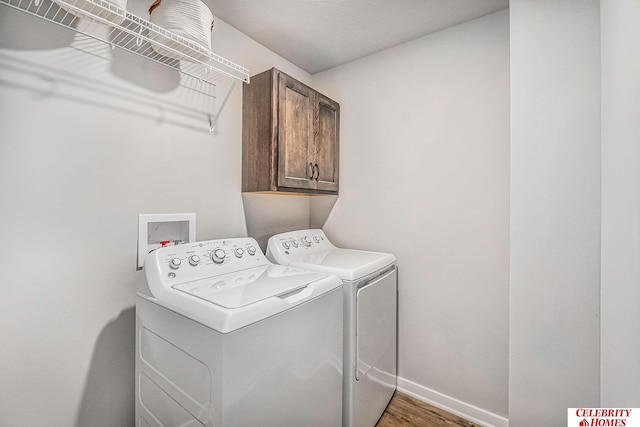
[376,392,480,427]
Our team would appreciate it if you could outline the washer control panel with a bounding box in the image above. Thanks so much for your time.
[145,237,266,286]
[267,229,335,261]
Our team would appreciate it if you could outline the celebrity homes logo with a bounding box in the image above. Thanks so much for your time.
[568,408,640,426]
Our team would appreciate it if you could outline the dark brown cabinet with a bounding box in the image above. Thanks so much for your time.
[242,68,339,194]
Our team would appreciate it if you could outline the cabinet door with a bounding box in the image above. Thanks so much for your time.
[277,73,315,190]
[314,93,339,192]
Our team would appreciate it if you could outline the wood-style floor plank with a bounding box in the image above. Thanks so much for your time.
[376,392,480,427]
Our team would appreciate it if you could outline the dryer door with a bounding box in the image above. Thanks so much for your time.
[355,268,397,383]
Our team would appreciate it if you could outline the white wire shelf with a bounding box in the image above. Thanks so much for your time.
[0,0,250,86]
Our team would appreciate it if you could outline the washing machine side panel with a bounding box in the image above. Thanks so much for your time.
[353,268,398,427]
[221,286,344,427]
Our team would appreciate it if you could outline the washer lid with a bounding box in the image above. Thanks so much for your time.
[172,264,327,308]
[290,248,396,281]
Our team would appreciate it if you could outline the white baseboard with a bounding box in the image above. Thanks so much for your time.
[396,377,509,427]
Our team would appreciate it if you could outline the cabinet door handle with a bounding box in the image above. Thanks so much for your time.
[314,163,320,181]
[309,162,315,180]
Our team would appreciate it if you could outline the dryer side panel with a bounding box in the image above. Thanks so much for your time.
[354,268,397,427]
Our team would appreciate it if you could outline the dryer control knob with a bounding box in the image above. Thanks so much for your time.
[290,239,299,248]
[247,246,257,256]
[282,241,290,250]
[169,258,182,270]
[234,248,244,258]
[313,235,321,243]
[188,255,201,266]
[302,236,312,247]
[211,249,226,264]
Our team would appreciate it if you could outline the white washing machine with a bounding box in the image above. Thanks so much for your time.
[136,237,343,427]
[266,229,397,427]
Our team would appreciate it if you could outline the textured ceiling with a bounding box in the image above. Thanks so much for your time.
[209,0,509,74]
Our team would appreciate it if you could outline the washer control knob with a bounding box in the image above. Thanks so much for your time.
[169,258,182,270]
[313,235,321,243]
[211,249,226,264]
[302,236,312,247]
[234,248,244,258]
[282,241,290,250]
[188,255,201,266]
[247,246,257,256]
[290,239,299,248]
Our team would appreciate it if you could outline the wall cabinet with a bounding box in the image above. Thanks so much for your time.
[242,68,339,194]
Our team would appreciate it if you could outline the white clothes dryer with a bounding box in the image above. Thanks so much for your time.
[136,237,343,427]
[267,230,397,427]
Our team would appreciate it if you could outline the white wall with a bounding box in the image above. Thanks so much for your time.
[314,10,510,425]
[0,3,313,425]
[600,0,640,407]
[6,2,637,425]
[509,0,601,425]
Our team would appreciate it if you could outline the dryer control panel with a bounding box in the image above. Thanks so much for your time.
[267,229,335,257]
[266,229,396,281]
